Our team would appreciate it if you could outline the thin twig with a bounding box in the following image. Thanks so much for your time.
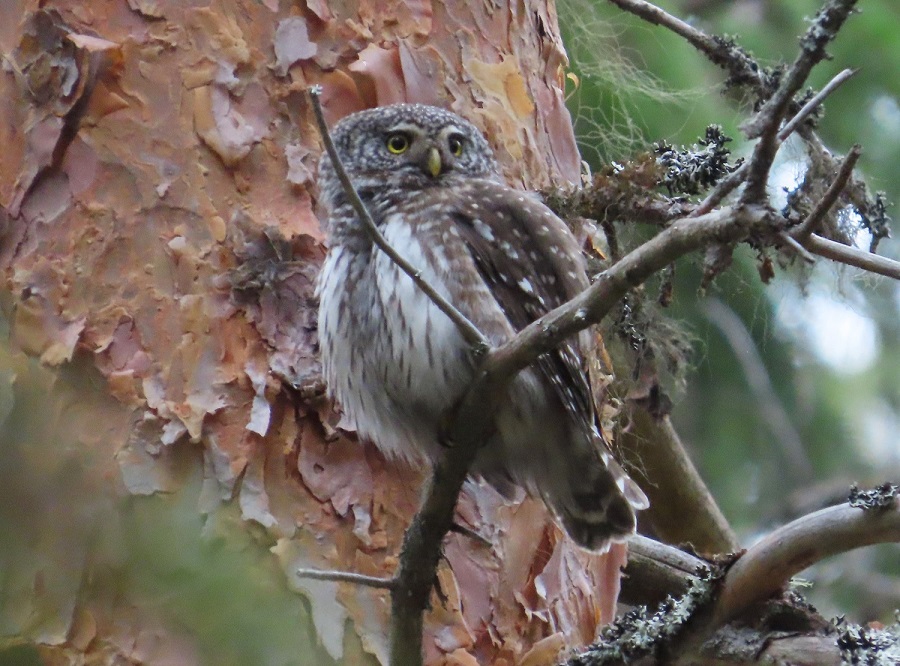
[803,233,900,280]
[777,231,817,263]
[691,162,748,217]
[778,68,858,142]
[449,522,492,547]
[791,145,861,242]
[605,0,766,93]
[307,86,490,354]
[295,568,396,589]
[711,499,900,627]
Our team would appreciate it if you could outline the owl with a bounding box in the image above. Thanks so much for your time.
[316,104,647,551]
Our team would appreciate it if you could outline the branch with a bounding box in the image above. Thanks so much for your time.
[610,0,860,207]
[307,87,490,354]
[791,144,861,241]
[605,0,767,93]
[712,499,900,627]
[295,568,396,590]
[488,205,768,381]
[777,231,817,263]
[692,161,748,217]
[741,0,859,202]
[803,233,900,280]
[742,0,859,141]
[778,68,858,142]
[621,534,710,607]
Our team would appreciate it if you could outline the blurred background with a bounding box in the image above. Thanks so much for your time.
[561,0,899,623]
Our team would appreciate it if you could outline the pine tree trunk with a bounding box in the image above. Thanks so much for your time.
[0,1,624,663]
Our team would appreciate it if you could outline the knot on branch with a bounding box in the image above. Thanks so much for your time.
[655,126,743,196]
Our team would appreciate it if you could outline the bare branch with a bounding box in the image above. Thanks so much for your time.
[488,205,769,382]
[778,68,858,142]
[449,521,492,547]
[738,0,859,203]
[712,499,900,627]
[777,231,817,263]
[804,233,900,280]
[295,568,396,590]
[791,145,861,241]
[605,0,766,93]
[307,87,490,354]
[621,534,711,607]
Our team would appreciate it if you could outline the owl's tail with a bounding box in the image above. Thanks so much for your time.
[550,449,649,552]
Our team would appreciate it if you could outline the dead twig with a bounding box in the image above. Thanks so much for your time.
[295,568,396,590]
[804,233,900,279]
[741,0,860,202]
[778,68,858,142]
[605,0,767,94]
[791,145,861,242]
[777,231,817,263]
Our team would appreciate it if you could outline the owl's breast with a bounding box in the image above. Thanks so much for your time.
[318,215,484,462]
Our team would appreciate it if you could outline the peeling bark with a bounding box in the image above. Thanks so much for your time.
[0,1,619,664]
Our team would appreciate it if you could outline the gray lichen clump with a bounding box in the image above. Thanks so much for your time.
[848,483,899,511]
[654,126,742,197]
[566,566,720,664]
[836,616,900,665]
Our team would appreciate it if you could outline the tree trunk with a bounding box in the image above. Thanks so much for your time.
[0,1,624,663]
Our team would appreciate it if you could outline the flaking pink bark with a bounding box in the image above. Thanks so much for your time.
[0,1,624,663]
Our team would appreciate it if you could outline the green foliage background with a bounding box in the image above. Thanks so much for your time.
[560,0,899,621]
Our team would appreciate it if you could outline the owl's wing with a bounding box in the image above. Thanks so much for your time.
[449,179,595,429]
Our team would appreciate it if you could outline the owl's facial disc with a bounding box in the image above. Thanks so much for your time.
[383,122,471,179]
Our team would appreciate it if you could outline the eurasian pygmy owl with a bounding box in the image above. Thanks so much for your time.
[316,104,647,551]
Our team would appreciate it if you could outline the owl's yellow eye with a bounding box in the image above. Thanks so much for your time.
[448,134,464,157]
[386,133,410,154]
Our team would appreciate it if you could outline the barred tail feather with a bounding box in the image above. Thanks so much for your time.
[551,451,648,552]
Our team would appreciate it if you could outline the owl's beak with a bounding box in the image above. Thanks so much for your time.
[426,147,442,177]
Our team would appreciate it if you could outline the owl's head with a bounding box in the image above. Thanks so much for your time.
[317,104,500,208]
